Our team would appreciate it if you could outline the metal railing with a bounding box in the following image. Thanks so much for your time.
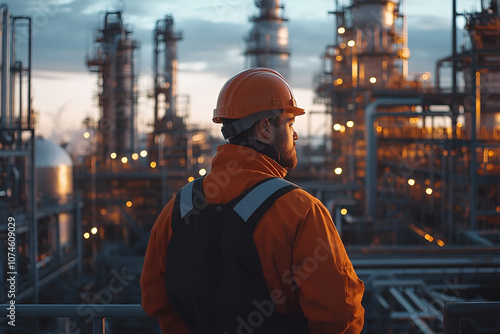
[443,302,500,334]
[1,304,148,333]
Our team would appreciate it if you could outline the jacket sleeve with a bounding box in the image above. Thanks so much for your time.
[293,198,365,334]
[140,198,189,334]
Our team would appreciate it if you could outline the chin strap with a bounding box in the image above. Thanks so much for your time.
[221,109,282,139]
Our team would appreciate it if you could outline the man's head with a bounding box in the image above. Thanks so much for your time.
[213,68,304,169]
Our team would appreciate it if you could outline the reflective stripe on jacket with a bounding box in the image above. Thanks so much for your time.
[140,144,365,333]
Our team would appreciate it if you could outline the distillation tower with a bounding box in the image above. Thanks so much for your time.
[149,15,193,171]
[245,0,290,78]
[87,11,138,163]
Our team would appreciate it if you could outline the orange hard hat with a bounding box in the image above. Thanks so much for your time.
[213,68,305,124]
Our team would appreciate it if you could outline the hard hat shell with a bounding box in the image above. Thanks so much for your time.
[213,68,305,123]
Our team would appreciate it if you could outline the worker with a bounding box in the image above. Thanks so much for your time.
[141,68,365,334]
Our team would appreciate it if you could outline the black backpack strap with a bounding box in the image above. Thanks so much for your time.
[232,177,299,232]
[172,177,205,231]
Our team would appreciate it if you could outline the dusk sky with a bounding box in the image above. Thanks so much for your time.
[4,0,481,153]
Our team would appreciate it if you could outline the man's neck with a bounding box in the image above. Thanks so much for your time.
[230,138,281,164]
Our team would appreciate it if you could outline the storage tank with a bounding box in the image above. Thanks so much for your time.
[36,137,74,253]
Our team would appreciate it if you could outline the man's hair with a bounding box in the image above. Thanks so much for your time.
[221,116,280,144]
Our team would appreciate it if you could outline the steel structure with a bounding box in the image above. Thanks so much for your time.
[310,0,500,332]
[245,0,290,78]
[87,11,138,163]
[0,5,81,317]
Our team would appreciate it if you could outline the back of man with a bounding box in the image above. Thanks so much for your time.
[140,68,365,333]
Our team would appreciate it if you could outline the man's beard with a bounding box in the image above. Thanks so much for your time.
[274,132,297,169]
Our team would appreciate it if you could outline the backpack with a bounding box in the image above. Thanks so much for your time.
[165,177,309,334]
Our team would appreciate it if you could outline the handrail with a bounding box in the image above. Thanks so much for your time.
[443,302,500,334]
[1,304,148,334]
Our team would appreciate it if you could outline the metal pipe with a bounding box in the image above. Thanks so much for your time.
[0,5,13,143]
[452,0,457,95]
[365,98,423,220]
[470,36,478,231]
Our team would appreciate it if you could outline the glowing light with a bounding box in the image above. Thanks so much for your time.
[110,152,117,159]
[188,176,195,182]
[408,179,415,186]
[83,131,90,139]
[457,122,463,128]
[197,157,205,164]
[132,153,139,160]
[83,232,90,239]
[340,43,346,49]
[496,206,500,213]
[376,126,383,132]
[339,125,346,133]
[91,227,98,235]
[346,121,354,128]
[140,150,148,157]
[334,78,343,86]
[333,123,341,131]
[369,77,377,84]
[425,179,431,185]
[437,240,445,247]
[334,167,343,175]
[100,209,107,215]
[336,55,342,62]
[337,27,345,34]
[126,201,133,208]
[426,188,433,195]
[424,234,434,242]
[340,208,348,215]
[121,157,128,164]
[199,168,207,176]
[150,161,157,168]
[489,151,494,157]
[347,40,355,47]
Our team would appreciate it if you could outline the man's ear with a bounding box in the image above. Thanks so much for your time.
[254,118,273,143]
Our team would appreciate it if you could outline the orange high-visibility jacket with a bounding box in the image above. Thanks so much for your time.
[141,144,365,333]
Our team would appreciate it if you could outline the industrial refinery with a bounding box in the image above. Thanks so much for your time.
[1,0,499,333]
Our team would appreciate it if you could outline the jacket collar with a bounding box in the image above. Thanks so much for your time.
[211,144,287,179]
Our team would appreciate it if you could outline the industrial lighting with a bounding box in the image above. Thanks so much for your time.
[132,153,139,160]
[424,234,434,242]
[84,232,90,239]
[408,179,415,186]
[199,168,207,176]
[437,239,445,247]
[336,55,342,62]
[425,188,433,195]
[121,157,128,164]
[346,121,354,128]
[340,208,348,215]
[333,123,341,131]
[337,27,345,34]
[140,150,148,157]
[83,131,90,139]
[376,126,383,132]
[150,161,157,168]
[457,122,463,128]
[347,40,355,47]
[334,167,342,175]
[91,227,98,235]
[188,176,195,182]
[110,152,117,159]
[369,77,377,84]
[126,201,133,208]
